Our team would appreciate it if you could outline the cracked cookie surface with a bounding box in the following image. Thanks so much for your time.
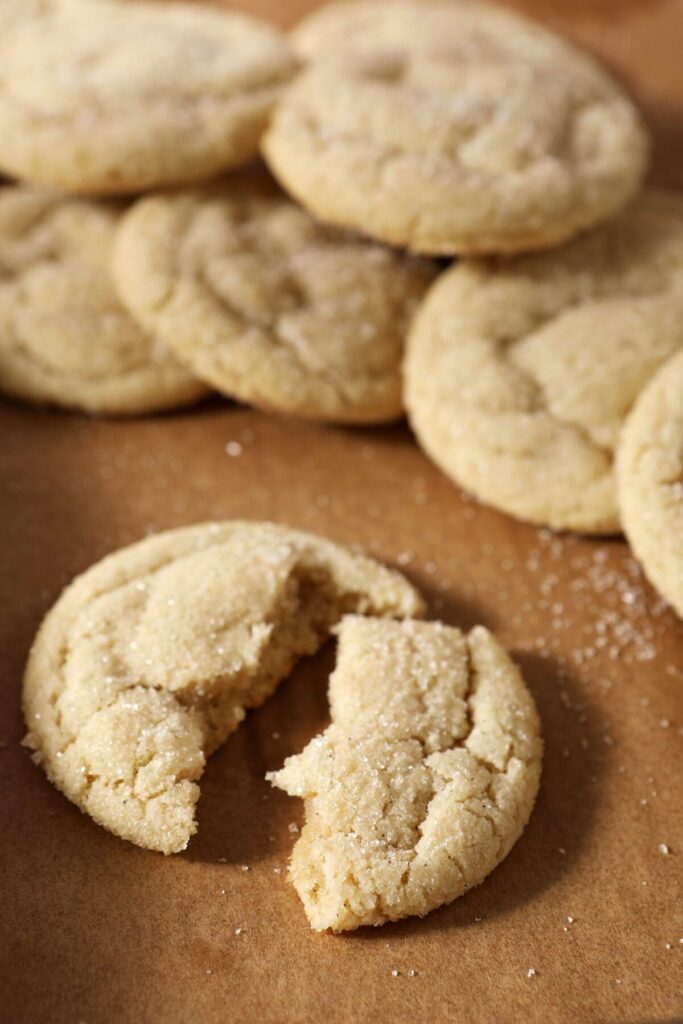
[617,350,683,619]
[263,0,648,255]
[0,187,207,415]
[0,0,295,194]
[270,616,541,931]
[113,172,436,423]
[22,522,424,854]
[405,191,683,533]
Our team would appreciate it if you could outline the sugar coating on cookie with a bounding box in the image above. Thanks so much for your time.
[113,172,436,423]
[405,191,683,533]
[617,350,683,619]
[270,616,541,931]
[0,188,207,415]
[22,522,424,854]
[0,0,296,194]
[263,0,648,255]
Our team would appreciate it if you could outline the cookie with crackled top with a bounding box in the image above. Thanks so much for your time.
[263,0,648,255]
[113,172,437,423]
[405,191,683,533]
[22,522,424,854]
[617,350,683,620]
[0,0,296,194]
[0,187,207,415]
[270,615,542,930]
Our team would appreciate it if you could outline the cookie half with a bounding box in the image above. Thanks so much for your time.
[405,191,683,533]
[0,188,207,415]
[263,0,648,255]
[617,351,683,619]
[0,0,295,194]
[270,616,542,931]
[22,522,424,854]
[113,173,437,423]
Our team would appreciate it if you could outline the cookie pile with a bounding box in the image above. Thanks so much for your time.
[8,0,683,930]
[0,6,677,519]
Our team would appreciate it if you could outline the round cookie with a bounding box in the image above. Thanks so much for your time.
[270,615,542,931]
[113,173,437,423]
[617,350,683,619]
[22,522,424,854]
[405,191,683,534]
[0,0,296,194]
[0,188,207,415]
[263,0,648,255]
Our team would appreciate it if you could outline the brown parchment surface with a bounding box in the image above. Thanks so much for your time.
[1,2,682,1022]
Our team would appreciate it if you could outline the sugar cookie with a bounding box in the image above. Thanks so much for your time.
[263,0,648,255]
[405,191,683,533]
[113,173,436,423]
[270,616,542,930]
[0,188,207,415]
[617,350,683,619]
[22,522,424,853]
[0,0,295,194]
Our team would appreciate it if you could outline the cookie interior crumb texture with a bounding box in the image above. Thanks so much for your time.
[113,171,437,423]
[617,349,683,619]
[22,522,424,854]
[263,0,648,254]
[0,187,209,414]
[405,190,683,533]
[0,0,296,193]
[270,616,542,931]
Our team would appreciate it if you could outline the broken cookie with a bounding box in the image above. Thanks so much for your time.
[270,615,542,930]
[22,522,423,854]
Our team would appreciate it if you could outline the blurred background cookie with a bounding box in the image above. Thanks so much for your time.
[263,0,648,255]
[0,188,208,415]
[405,191,683,533]
[0,0,296,194]
[617,349,683,619]
[113,171,437,423]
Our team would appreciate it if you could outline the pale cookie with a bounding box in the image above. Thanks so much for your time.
[0,188,207,415]
[617,350,683,619]
[113,173,436,423]
[22,522,424,854]
[270,616,541,931]
[263,0,648,255]
[0,0,295,194]
[405,191,683,533]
